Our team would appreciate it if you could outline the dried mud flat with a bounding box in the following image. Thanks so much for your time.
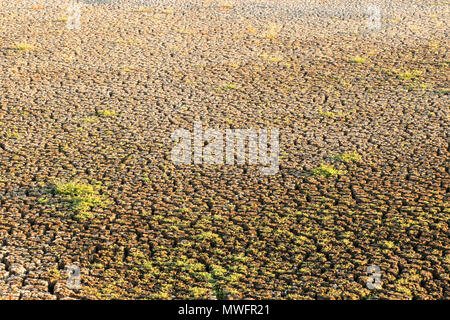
[0,0,448,299]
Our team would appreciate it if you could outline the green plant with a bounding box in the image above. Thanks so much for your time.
[55,181,96,197]
[333,152,362,163]
[224,84,237,89]
[96,109,118,117]
[311,164,346,178]
[382,240,395,249]
[193,232,221,243]
[211,265,227,279]
[189,287,209,298]
[6,132,20,138]
[397,70,422,80]
[55,181,110,219]
[136,7,152,12]
[38,196,49,204]
[14,43,35,51]
[83,116,97,123]
[435,88,449,94]
[141,260,157,273]
[71,195,107,213]
[261,52,283,62]
[213,283,228,300]
[349,56,366,63]
[142,175,150,183]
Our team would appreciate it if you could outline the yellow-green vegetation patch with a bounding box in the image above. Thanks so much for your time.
[6,131,20,138]
[13,43,35,51]
[136,7,152,12]
[193,231,222,243]
[178,207,191,213]
[189,287,210,299]
[407,82,430,90]
[83,116,98,123]
[311,164,346,178]
[142,175,151,183]
[382,240,395,249]
[396,70,422,80]
[333,151,362,163]
[435,88,449,94]
[141,260,157,272]
[96,109,118,117]
[349,56,366,63]
[54,180,110,220]
[55,180,97,196]
[261,52,283,63]
[37,196,49,204]
[216,83,238,91]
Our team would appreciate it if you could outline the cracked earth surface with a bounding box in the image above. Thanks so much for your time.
[0,0,448,299]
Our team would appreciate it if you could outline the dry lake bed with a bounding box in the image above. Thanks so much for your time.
[0,0,448,299]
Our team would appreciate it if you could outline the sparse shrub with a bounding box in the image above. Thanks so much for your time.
[261,52,283,63]
[136,7,152,13]
[349,56,366,63]
[54,181,110,219]
[333,152,362,163]
[96,109,118,117]
[193,232,222,243]
[382,240,395,249]
[223,84,237,89]
[213,283,228,300]
[397,70,422,80]
[38,196,49,204]
[210,265,227,278]
[189,287,209,298]
[55,181,96,197]
[6,131,20,138]
[311,164,346,178]
[83,116,97,123]
[14,43,35,51]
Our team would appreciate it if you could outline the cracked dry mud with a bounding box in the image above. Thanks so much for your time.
[0,0,448,299]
